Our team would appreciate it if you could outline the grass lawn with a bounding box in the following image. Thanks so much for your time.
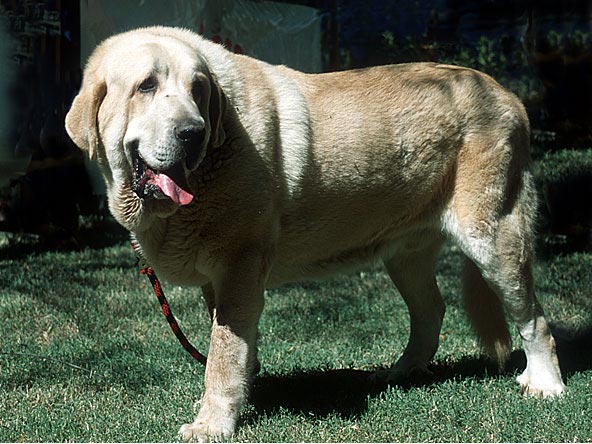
[0,216,591,442]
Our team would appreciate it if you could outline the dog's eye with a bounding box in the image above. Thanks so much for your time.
[138,76,157,93]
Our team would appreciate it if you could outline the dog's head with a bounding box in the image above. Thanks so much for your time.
[66,27,226,230]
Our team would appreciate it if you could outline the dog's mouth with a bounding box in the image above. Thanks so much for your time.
[133,152,194,206]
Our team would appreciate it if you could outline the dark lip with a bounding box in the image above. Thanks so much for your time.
[132,148,162,199]
[131,146,192,199]
[132,148,143,195]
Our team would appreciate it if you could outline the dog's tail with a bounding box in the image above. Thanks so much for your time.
[462,258,512,369]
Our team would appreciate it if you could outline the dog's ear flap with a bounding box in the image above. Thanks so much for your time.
[65,80,107,160]
[208,75,226,148]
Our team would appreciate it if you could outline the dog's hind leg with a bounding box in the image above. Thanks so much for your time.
[383,237,445,376]
[444,136,565,397]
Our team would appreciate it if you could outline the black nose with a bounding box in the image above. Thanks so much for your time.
[175,124,205,146]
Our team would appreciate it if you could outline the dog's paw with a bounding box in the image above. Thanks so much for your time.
[370,364,432,387]
[516,370,566,398]
[178,420,233,443]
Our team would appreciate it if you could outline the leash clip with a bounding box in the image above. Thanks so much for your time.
[130,236,149,273]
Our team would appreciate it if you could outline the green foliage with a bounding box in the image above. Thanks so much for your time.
[381,31,542,105]
[0,229,591,442]
[547,29,590,52]
[381,29,588,109]
[534,148,592,186]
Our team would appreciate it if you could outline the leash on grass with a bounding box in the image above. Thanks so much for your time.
[130,237,208,366]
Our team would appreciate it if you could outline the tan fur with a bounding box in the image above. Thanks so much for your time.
[66,26,565,441]
[463,258,512,367]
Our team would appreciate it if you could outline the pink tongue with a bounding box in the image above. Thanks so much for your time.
[149,172,194,205]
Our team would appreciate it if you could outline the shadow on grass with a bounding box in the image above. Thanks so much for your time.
[0,342,195,393]
[0,215,129,260]
[249,324,592,420]
[553,324,592,376]
[249,357,501,420]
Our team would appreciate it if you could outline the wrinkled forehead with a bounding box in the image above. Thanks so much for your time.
[101,35,207,84]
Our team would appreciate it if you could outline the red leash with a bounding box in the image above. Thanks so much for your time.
[131,238,207,366]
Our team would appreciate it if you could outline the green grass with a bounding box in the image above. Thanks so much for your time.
[0,219,591,442]
[534,148,592,186]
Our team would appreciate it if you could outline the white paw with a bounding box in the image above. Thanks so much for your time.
[516,370,566,398]
[178,420,233,443]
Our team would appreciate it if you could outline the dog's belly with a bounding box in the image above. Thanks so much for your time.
[267,223,440,287]
[267,242,392,286]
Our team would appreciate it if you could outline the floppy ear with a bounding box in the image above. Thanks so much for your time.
[65,80,107,160]
[208,75,226,148]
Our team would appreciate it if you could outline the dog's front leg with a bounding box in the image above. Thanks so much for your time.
[179,258,265,442]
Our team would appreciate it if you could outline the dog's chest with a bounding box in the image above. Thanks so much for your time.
[135,217,210,286]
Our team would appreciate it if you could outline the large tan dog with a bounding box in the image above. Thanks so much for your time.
[66,26,565,441]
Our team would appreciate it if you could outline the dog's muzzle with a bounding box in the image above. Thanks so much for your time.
[132,150,194,206]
